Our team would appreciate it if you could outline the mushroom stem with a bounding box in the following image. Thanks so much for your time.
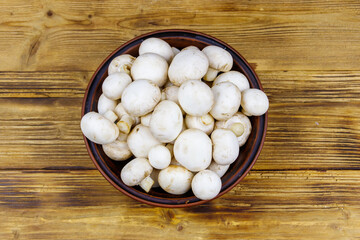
[117,115,135,134]
[139,175,155,193]
[203,67,219,81]
[201,114,214,125]
[103,110,118,123]
[229,122,245,137]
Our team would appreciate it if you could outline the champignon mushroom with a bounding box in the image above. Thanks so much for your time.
[215,112,252,147]
[81,112,119,144]
[185,114,214,135]
[102,140,132,161]
[149,100,183,143]
[213,71,250,92]
[121,79,161,117]
[178,80,214,117]
[102,72,132,100]
[148,144,171,170]
[211,129,239,165]
[207,161,230,178]
[174,129,212,172]
[97,93,117,115]
[127,124,161,158]
[210,82,241,120]
[131,53,168,87]
[168,48,209,86]
[120,158,153,186]
[241,88,269,116]
[158,165,193,195]
[108,54,136,75]
[191,170,222,200]
[202,45,233,72]
[139,37,174,63]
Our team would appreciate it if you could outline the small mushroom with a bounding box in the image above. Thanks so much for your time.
[213,71,250,92]
[108,54,136,75]
[131,53,168,87]
[168,48,209,86]
[174,129,212,172]
[103,110,118,123]
[210,82,241,120]
[140,112,152,127]
[148,145,171,170]
[241,88,269,116]
[207,161,230,178]
[178,80,214,117]
[139,37,174,63]
[158,165,193,195]
[127,124,161,158]
[97,93,117,115]
[121,79,161,117]
[211,129,239,165]
[191,170,222,200]
[80,112,119,144]
[149,100,183,143]
[120,158,153,186]
[102,72,132,100]
[215,112,252,147]
[202,45,233,72]
[102,140,132,161]
[185,114,214,135]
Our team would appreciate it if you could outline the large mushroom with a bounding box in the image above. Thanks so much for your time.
[102,72,132,100]
[158,165,193,195]
[191,170,222,200]
[139,37,174,63]
[102,140,132,161]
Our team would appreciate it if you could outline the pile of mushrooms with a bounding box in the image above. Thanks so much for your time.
[81,37,269,201]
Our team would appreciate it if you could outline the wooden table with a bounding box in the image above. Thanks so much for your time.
[1,0,359,239]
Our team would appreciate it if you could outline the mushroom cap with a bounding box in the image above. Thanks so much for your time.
[215,112,252,147]
[207,161,230,178]
[131,53,168,87]
[168,48,209,86]
[241,88,269,116]
[121,79,161,117]
[97,93,117,115]
[174,129,212,172]
[148,145,171,170]
[211,129,239,165]
[178,80,214,117]
[108,54,136,75]
[120,158,153,186]
[210,82,241,120]
[149,100,183,143]
[127,124,161,158]
[80,112,119,145]
[102,140,132,161]
[185,114,214,135]
[213,71,250,92]
[158,165,193,195]
[102,72,132,100]
[139,37,174,63]
[191,170,222,200]
[202,45,233,72]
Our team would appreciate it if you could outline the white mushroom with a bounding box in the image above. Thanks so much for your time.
[102,72,132,100]
[241,88,269,116]
[211,129,239,165]
[171,47,180,56]
[185,114,214,135]
[120,158,153,186]
[131,53,168,87]
[158,165,193,195]
[148,145,171,170]
[103,110,118,123]
[108,54,136,75]
[168,48,209,86]
[121,79,161,117]
[139,37,174,63]
[210,82,241,120]
[102,140,132,161]
[174,129,212,172]
[140,112,152,127]
[80,112,119,144]
[127,124,161,158]
[97,93,117,115]
[215,112,252,147]
[213,71,250,92]
[203,67,219,82]
[207,161,230,178]
[191,170,222,200]
[178,80,214,116]
[202,45,233,72]
[139,175,154,193]
[149,100,183,143]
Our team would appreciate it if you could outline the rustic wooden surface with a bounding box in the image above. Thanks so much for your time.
[1,0,360,239]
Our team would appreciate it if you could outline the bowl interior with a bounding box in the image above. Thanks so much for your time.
[82,30,267,207]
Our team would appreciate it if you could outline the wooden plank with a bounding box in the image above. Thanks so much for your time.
[0,0,360,71]
[0,170,360,239]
